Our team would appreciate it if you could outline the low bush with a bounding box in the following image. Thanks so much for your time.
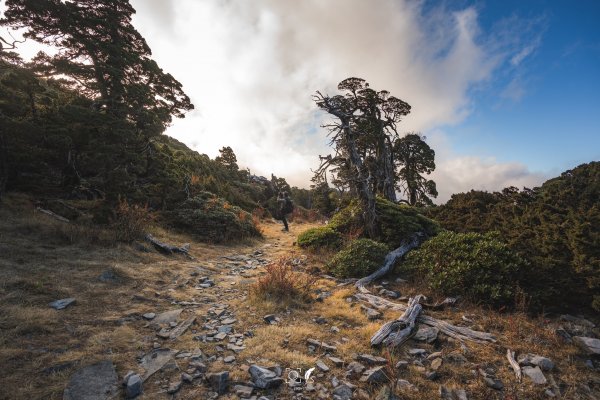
[327,239,389,278]
[163,192,261,242]
[114,198,154,243]
[251,257,317,307]
[297,227,343,250]
[401,231,528,307]
[328,198,439,247]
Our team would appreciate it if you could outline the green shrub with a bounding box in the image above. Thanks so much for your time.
[328,197,439,247]
[163,192,261,243]
[297,227,342,250]
[327,239,389,278]
[401,231,527,306]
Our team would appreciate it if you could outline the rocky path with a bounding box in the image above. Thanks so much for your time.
[35,221,600,400]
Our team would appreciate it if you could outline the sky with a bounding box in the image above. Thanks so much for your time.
[3,0,599,202]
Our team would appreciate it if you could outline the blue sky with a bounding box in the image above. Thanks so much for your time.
[440,0,600,175]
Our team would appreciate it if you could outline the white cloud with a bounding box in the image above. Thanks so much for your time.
[129,0,504,187]
[426,131,547,203]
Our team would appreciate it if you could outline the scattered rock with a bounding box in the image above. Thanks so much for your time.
[167,377,182,394]
[518,354,555,371]
[249,365,283,389]
[573,336,600,355]
[169,316,196,339]
[206,371,229,394]
[408,348,427,357]
[234,384,253,398]
[221,318,237,325]
[357,354,387,365]
[223,355,235,363]
[63,360,118,400]
[560,314,595,328]
[98,270,119,283]
[316,360,330,372]
[142,313,156,320]
[361,306,382,320]
[263,314,278,324]
[522,366,547,385]
[360,366,389,384]
[49,298,76,310]
[440,386,467,400]
[396,379,418,392]
[328,356,344,367]
[479,369,503,390]
[395,360,408,370]
[140,349,177,381]
[333,383,353,400]
[124,373,143,399]
[315,316,328,324]
[426,370,440,380]
[153,309,182,324]
[346,361,366,377]
[414,326,439,343]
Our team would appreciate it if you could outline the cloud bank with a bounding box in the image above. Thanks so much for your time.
[4,0,547,202]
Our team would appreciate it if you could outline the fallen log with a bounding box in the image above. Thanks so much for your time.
[355,235,496,346]
[371,295,424,347]
[145,234,191,257]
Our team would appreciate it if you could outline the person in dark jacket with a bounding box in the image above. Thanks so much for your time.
[277,191,293,231]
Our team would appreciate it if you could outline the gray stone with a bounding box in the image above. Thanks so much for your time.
[414,326,439,343]
[217,325,233,333]
[518,354,554,371]
[560,314,595,328]
[483,377,503,390]
[98,270,119,283]
[364,307,382,321]
[332,384,353,400]
[63,360,118,400]
[167,377,182,394]
[142,313,155,320]
[234,384,253,398]
[360,366,389,384]
[328,356,344,367]
[408,348,427,356]
[396,379,418,392]
[357,354,387,365]
[263,314,278,324]
[316,360,330,372]
[140,349,177,381]
[206,371,229,394]
[322,343,337,353]
[314,316,327,324]
[169,317,196,339]
[221,318,237,325]
[522,366,547,385]
[573,336,600,355]
[346,361,366,377]
[124,374,142,398]
[249,365,283,389]
[49,298,76,310]
[214,332,227,341]
[307,338,322,347]
[395,360,408,370]
[223,355,235,363]
[153,309,182,324]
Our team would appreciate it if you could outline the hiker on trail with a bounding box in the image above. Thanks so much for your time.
[277,191,293,231]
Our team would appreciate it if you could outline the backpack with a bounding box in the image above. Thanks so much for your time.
[283,198,294,214]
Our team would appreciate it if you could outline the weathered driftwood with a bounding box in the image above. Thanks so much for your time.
[145,234,191,257]
[371,295,424,347]
[355,235,496,346]
[36,207,70,223]
[507,349,522,382]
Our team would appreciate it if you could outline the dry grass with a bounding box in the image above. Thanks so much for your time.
[0,193,597,400]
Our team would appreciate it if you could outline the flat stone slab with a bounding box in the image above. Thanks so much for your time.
[63,360,118,400]
[523,366,547,385]
[574,336,600,355]
[49,298,76,310]
[153,309,182,324]
[140,349,177,381]
[169,317,196,339]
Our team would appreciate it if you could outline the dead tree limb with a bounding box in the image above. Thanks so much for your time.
[355,235,496,346]
[145,233,191,258]
[36,207,70,223]
[507,349,522,382]
[371,295,424,347]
